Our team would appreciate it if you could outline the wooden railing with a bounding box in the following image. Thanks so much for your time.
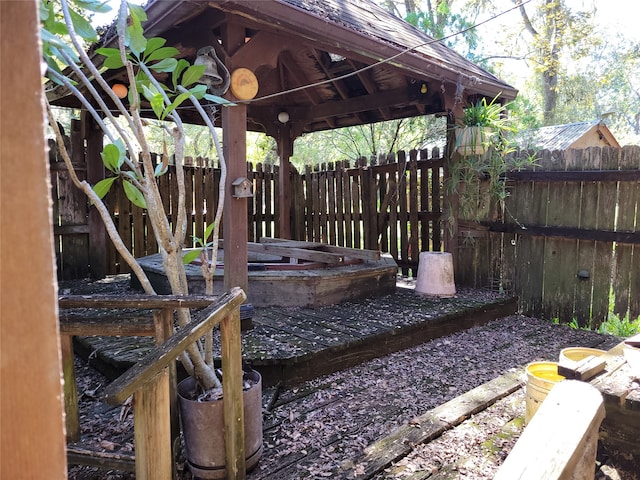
[494,380,605,480]
[59,287,247,480]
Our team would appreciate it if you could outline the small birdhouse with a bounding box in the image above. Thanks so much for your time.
[232,177,253,198]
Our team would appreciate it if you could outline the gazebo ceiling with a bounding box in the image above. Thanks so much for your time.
[51,0,517,137]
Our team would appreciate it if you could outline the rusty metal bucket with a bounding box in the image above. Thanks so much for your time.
[177,369,263,479]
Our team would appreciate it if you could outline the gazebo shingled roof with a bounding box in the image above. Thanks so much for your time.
[48,0,517,288]
[51,0,517,136]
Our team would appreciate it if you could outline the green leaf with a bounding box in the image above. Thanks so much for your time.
[125,9,146,56]
[123,180,147,209]
[47,41,80,66]
[141,84,165,118]
[101,144,122,172]
[146,46,179,63]
[70,8,98,42]
[204,222,215,241]
[188,84,208,99]
[163,91,192,119]
[172,59,189,88]
[128,2,147,22]
[102,52,126,69]
[150,93,165,119]
[74,0,112,14]
[181,64,206,88]
[204,94,237,106]
[39,0,52,22]
[141,83,159,100]
[182,249,202,265]
[93,177,117,199]
[149,58,178,73]
[41,28,76,56]
[154,162,168,177]
[96,47,120,57]
[144,37,166,56]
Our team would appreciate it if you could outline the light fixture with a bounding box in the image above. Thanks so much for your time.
[277,111,290,124]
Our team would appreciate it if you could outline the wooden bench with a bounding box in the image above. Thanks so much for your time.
[59,287,247,480]
[494,380,605,480]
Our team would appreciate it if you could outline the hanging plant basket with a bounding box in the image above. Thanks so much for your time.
[455,126,491,156]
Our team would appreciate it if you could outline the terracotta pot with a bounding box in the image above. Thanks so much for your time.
[178,369,263,479]
[455,126,490,156]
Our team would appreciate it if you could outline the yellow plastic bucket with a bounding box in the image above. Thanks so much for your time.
[525,361,565,424]
[559,347,606,365]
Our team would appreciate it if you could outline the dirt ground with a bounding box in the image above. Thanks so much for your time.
[63,276,637,479]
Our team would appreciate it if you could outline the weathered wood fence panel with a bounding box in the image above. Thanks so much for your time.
[461,146,640,326]
[53,149,444,279]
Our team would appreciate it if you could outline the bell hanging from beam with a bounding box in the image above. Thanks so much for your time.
[194,46,230,95]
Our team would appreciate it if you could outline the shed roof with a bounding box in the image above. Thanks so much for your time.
[51,0,517,136]
[519,121,621,150]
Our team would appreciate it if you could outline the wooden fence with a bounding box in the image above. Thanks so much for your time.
[51,142,639,326]
[457,146,640,327]
[52,148,445,279]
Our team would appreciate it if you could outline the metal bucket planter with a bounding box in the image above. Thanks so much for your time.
[178,369,263,479]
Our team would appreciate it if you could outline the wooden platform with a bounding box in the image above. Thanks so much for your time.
[74,286,518,387]
[134,240,399,308]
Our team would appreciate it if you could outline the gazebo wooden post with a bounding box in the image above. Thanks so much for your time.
[222,103,249,294]
[443,91,465,272]
[82,111,108,279]
[277,124,294,240]
[221,20,248,478]
[222,21,249,295]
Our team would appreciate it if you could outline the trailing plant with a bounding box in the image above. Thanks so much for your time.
[446,96,513,233]
[41,0,233,392]
[446,94,537,236]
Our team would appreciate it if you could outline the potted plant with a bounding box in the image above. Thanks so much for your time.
[447,95,518,234]
[41,0,261,477]
[454,94,511,156]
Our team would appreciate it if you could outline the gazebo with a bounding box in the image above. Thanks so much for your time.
[49,0,517,292]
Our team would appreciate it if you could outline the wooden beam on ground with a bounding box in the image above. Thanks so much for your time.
[340,371,522,479]
[494,380,605,480]
[247,241,345,264]
[103,287,246,405]
[259,237,381,261]
[66,446,136,472]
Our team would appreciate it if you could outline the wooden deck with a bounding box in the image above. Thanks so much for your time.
[64,278,628,479]
[73,285,518,386]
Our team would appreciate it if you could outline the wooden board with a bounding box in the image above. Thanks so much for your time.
[341,371,522,479]
[495,380,604,480]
